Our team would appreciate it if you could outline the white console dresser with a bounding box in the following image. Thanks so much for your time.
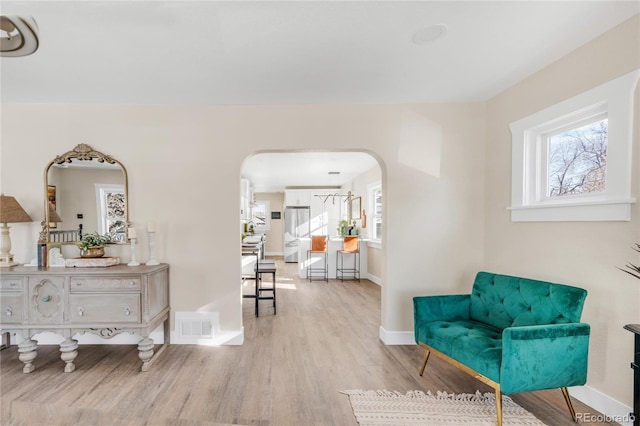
[0,263,170,373]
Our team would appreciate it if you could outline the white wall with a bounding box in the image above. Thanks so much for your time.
[342,165,383,281]
[484,14,640,410]
[1,104,486,338]
[254,192,284,256]
[342,165,380,239]
[2,14,638,421]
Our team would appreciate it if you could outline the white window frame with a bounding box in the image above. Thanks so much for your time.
[368,181,382,242]
[95,183,126,235]
[541,111,608,201]
[251,200,270,232]
[509,69,639,222]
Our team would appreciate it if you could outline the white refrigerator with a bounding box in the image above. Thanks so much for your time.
[284,206,310,263]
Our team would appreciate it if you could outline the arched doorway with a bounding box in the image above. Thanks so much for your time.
[239,150,384,325]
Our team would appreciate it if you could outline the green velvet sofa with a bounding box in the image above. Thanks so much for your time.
[413,271,590,426]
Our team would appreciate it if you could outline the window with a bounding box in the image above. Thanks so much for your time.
[251,200,270,232]
[95,183,126,241]
[368,182,382,241]
[509,69,638,222]
[546,115,608,198]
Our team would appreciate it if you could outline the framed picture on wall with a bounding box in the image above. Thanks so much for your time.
[351,196,361,220]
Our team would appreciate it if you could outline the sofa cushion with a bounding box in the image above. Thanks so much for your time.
[417,319,503,383]
[470,272,587,330]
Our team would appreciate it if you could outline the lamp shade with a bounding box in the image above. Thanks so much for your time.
[0,195,32,223]
[48,203,62,223]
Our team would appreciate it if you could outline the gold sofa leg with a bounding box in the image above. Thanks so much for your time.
[419,347,430,376]
[561,387,578,422]
[418,343,504,425]
[495,389,503,426]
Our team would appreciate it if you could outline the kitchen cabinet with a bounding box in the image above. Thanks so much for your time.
[284,189,311,207]
[241,178,254,220]
[285,189,343,238]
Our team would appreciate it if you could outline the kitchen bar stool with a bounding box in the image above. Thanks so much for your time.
[307,235,328,281]
[241,246,261,316]
[254,260,277,316]
[336,235,360,281]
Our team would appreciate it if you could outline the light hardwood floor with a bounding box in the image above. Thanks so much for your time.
[1,259,618,425]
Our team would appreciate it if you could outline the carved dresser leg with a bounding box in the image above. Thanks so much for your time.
[138,338,155,372]
[17,339,38,373]
[59,339,79,373]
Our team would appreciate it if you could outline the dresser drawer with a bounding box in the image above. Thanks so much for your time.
[70,277,141,291]
[0,277,23,290]
[0,293,24,324]
[29,276,65,324]
[69,294,141,323]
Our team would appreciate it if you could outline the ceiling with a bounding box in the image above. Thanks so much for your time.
[242,152,379,192]
[2,1,638,190]
[1,1,638,105]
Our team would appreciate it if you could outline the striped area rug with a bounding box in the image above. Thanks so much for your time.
[341,390,547,426]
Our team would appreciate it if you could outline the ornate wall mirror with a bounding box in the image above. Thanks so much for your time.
[43,144,129,244]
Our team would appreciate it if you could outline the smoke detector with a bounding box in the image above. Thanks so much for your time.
[412,24,447,45]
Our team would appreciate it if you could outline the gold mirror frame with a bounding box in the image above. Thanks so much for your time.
[43,143,129,244]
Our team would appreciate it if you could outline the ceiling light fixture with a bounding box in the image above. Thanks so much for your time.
[412,24,447,45]
[1,15,39,57]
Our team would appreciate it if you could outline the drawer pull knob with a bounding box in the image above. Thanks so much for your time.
[5,307,12,317]
[42,295,51,302]
[124,306,131,316]
[129,281,135,286]
[78,307,85,317]
[76,282,82,286]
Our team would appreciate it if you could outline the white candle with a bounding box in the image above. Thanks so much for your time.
[147,222,157,233]
[128,227,137,239]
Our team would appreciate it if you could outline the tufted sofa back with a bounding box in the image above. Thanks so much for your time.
[469,271,588,330]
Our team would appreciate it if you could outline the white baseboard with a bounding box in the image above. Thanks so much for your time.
[379,326,415,345]
[170,328,244,346]
[367,273,382,286]
[569,385,634,426]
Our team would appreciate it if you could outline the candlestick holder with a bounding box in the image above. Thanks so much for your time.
[146,231,159,266]
[128,238,140,266]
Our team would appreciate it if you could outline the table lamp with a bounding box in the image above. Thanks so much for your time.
[38,203,62,244]
[48,203,62,225]
[0,195,33,267]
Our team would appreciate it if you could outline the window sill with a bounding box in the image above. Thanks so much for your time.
[367,240,382,249]
[508,198,635,222]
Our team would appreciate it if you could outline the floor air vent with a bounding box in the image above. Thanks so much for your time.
[174,312,219,344]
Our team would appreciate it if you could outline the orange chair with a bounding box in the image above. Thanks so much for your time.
[336,235,360,281]
[307,235,328,281]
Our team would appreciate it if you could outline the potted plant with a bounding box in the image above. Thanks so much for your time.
[337,220,349,237]
[620,244,640,426]
[78,232,113,258]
